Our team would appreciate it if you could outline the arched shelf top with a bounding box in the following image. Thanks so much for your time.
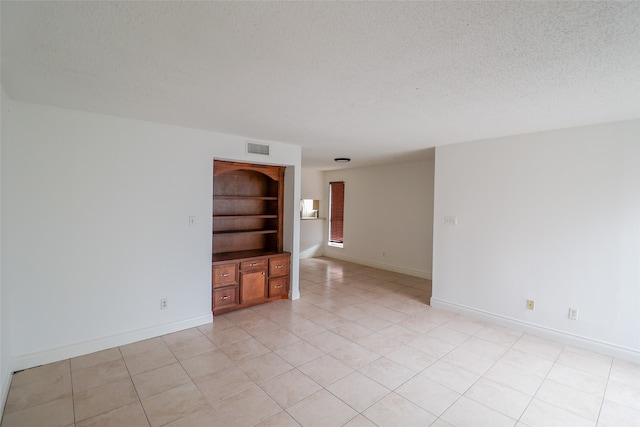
[213,160,283,182]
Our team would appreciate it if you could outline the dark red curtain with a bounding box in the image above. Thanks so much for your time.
[329,181,344,244]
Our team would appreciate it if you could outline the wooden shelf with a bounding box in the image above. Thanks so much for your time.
[213,160,284,257]
[214,195,278,200]
[213,229,278,236]
[212,249,285,263]
[213,215,278,219]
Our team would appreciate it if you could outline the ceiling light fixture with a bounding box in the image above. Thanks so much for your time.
[334,157,351,163]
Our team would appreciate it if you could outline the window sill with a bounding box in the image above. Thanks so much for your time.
[328,242,343,248]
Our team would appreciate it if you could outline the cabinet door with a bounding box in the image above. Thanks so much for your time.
[240,270,267,303]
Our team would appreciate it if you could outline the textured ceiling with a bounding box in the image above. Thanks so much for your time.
[2,1,639,169]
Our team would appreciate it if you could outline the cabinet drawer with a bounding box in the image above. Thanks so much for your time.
[213,286,238,309]
[212,263,238,288]
[269,277,288,297]
[269,256,290,277]
[240,259,267,270]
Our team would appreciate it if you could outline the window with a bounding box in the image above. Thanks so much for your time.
[329,181,345,247]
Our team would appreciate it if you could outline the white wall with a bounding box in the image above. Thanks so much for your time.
[1,99,301,371]
[324,161,434,278]
[0,9,9,414]
[300,168,325,259]
[0,86,10,419]
[432,120,640,361]
[283,165,302,300]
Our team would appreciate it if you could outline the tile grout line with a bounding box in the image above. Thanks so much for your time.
[117,345,151,427]
[594,357,614,427]
[68,359,76,426]
[518,342,567,425]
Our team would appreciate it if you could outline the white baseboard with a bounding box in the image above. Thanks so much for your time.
[0,367,12,422]
[431,298,640,364]
[324,253,432,279]
[299,246,324,259]
[289,288,301,301]
[11,313,213,373]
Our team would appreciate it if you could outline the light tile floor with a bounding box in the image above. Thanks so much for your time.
[1,257,639,426]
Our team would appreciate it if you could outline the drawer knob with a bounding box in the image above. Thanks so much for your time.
[275,265,283,269]
[221,295,230,300]
[275,285,283,289]
[221,273,230,277]
[249,263,258,266]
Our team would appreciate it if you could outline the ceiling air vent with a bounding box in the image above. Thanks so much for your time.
[246,141,270,156]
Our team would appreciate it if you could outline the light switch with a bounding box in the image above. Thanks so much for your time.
[189,216,197,226]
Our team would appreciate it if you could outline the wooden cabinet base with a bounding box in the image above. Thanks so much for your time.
[212,252,290,315]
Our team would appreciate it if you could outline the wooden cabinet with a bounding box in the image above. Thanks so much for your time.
[212,160,290,314]
[268,255,289,298]
[212,263,239,312]
[212,253,290,314]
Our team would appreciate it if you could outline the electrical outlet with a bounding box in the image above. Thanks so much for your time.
[160,298,168,310]
[444,216,458,226]
[526,300,535,310]
[568,308,578,320]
